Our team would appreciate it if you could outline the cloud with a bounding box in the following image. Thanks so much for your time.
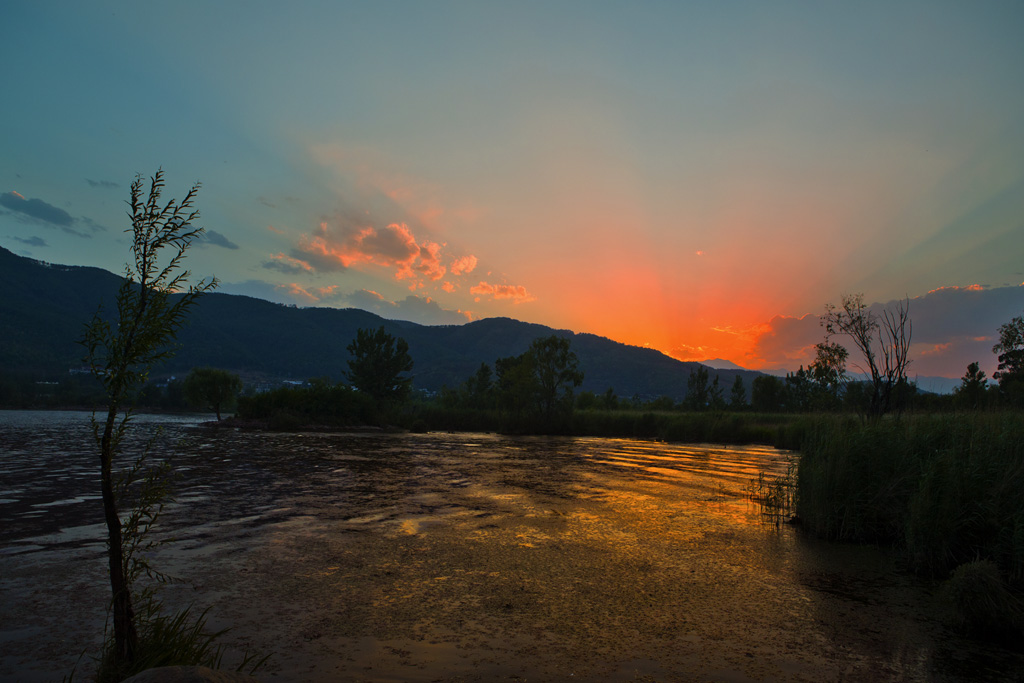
[470,281,537,304]
[750,314,822,369]
[402,240,445,281]
[293,218,454,289]
[1,191,74,227]
[748,285,1024,377]
[295,220,416,272]
[346,289,471,325]
[441,281,456,293]
[262,252,314,274]
[195,229,239,250]
[275,282,341,305]
[11,235,47,247]
[450,255,478,275]
[85,179,119,189]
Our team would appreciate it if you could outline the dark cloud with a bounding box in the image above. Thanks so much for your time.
[751,314,822,370]
[751,285,1024,378]
[0,191,74,227]
[262,253,313,274]
[196,229,239,250]
[12,235,47,247]
[85,179,119,189]
[346,289,469,326]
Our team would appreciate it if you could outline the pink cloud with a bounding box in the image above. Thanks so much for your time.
[470,281,537,304]
[441,281,456,293]
[450,255,478,276]
[263,252,313,274]
[275,282,339,304]
[399,241,445,281]
[294,220,459,290]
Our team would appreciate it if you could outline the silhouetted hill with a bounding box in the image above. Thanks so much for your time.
[0,245,761,399]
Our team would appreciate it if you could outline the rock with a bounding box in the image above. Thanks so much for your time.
[122,665,259,683]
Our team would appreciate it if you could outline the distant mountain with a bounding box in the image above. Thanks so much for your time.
[0,245,763,400]
[699,358,748,371]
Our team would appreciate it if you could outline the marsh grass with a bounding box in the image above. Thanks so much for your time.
[796,413,1024,582]
[944,559,1023,638]
[94,593,268,683]
[746,459,797,526]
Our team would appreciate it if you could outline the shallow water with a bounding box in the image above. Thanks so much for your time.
[0,410,1021,681]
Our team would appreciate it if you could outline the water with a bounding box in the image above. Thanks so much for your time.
[0,410,1020,682]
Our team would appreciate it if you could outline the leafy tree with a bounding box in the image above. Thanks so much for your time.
[495,351,539,420]
[823,294,911,416]
[709,374,726,411]
[464,362,495,408]
[183,367,242,420]
[993,315,1024,405]
[80,170,216,671]
[345,326,414,406]
[751,374,785,412]
[495,335,583,430]
[575,390,598,410]
[808,341,848,410]
[953,361,987,410]
[532,335,584,419]
[647,395,676,411]
[600,387,619,410]
[785,366,813,412]
[685,366,710,411]
[729,375,746,409]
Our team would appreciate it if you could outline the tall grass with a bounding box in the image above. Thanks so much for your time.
[796,413,1024,581]
[93,594,268,682]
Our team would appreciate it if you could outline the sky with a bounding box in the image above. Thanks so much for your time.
[3,1,1024,381]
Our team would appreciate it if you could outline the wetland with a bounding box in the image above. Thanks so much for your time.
[1,411,1021,682]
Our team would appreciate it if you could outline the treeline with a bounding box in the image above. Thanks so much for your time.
[0,368,244,416]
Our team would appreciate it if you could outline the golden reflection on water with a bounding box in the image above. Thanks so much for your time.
[2,418,1020,682]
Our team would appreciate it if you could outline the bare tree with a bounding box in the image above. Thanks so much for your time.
[823,294,912,416]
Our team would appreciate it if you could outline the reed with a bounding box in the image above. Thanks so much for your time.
[796,412,1024,581]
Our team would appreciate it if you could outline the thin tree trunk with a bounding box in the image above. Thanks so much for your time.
[100,404,138,668]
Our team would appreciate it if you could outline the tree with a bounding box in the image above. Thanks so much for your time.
[993,315,1024,404]
[751,374,785,412]
[708,374,726,411]
[495,335,583,430]
[823,294,911,416]
[729,375,746,409]
[785,366,812,412]
[183,367,242,420]
[495,351,539,420]
[531,335,583,419]
[808,341,848,410]
[685,366,710,411]
[600,387,619,410]
[464,362,495,408]
[345,326,414,406]
[80,170,216,671]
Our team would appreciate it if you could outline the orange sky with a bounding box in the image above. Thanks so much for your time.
[3,3,1024,380]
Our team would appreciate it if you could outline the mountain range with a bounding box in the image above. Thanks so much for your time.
[0,245,765,400]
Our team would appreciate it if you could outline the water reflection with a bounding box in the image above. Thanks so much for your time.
[0,411,1020,682]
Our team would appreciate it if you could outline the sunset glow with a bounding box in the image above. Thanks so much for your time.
[3,2,1023,379]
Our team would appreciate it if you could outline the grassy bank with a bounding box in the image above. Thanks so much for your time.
[403,403,814,448]
[796,412,1024,583]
